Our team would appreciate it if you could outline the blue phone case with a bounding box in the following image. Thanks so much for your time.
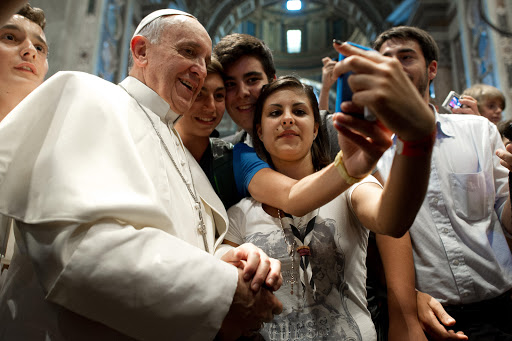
[335,42,375,120]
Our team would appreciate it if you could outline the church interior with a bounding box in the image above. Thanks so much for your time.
[28,0,512,135]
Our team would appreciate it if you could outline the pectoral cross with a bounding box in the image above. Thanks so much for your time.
[197,210,209,253]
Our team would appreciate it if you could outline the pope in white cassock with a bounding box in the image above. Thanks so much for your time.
[0,9,282,341]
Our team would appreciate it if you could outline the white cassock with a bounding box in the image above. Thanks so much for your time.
[0,72,238,340]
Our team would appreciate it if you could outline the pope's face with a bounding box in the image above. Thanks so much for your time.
[0,14,48,95]
[144,16,212,115]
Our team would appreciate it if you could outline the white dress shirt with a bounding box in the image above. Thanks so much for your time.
[0,72,237,340]
[378,109,512,305]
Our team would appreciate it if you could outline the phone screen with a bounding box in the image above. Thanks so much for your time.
[449,96,461,109]
[442,91,462,112]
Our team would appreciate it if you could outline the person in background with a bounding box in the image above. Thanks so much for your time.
[318,56,337,112]
[214,33,276,146]
[373,25,512,340]
[0,9,282,340]
[0,2,47,120]
[498,119,512,146]
[318,55,342,161]
[455,83,506,125]
[175,56,242,209]
[0,2,48,282]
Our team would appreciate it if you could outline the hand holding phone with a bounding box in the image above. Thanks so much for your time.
[334,40,376,121]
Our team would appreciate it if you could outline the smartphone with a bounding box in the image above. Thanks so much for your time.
[442,91,462,112]
[335,41,376,121]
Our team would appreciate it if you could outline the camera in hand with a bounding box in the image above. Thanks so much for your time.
[335,41,376,121]
[442,91,462,112]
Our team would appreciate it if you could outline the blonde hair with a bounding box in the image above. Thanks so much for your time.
[462,84,506,111]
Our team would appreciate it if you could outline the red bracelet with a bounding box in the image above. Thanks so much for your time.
[396,128,436,156]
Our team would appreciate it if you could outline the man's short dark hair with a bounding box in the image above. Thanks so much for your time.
[17,3,46,30]
[213,33,276,81]
[373,26,439,66]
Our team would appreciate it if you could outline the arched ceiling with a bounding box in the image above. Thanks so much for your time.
[138,0,405,78]
[134,0,460,128]
[139,0,403,42]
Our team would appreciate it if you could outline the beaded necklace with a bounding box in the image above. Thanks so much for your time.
[277,208,297,295]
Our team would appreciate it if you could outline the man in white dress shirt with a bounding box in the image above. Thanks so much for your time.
[0,9,281,341]
[374,26,512,340]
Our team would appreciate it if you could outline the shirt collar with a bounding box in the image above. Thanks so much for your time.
[431,103,455,137]
[118,76,181,126]
[391,103,452,143]
[243,131,253,147]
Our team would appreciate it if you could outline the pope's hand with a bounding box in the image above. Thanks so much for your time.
[221,242,282,292]
[216,267,283,341]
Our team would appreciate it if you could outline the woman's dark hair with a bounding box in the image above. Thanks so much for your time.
[252,75,331,170]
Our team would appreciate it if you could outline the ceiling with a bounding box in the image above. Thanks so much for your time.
[136,0,413,79]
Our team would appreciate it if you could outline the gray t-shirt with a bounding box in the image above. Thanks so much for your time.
[226,177,380,341]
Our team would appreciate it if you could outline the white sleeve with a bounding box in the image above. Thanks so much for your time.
[214,202,251,258]
[19,218,238,341]
[226,203,248,246]
[489,122,510,219]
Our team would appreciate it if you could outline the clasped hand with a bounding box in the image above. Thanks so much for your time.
[221,242,282,292]
[218,243,283,340]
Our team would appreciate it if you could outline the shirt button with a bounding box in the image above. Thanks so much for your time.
[431,198,438,206]
[443,228,449,234]
[194,203,200,210]
[463,292,470,297]
[453,259,459,266]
